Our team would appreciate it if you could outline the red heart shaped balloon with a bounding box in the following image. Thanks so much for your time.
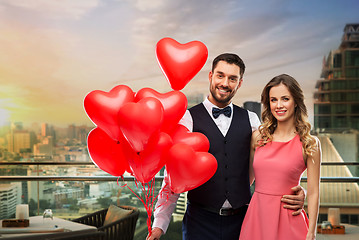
[156,38,208,90]
[135,88,187,134]
[84,85,134,141]
[171,124,210,152]
[126,132,172,183]
[118,97,164,152]
[87,128,130,176]
[166,143,217,193]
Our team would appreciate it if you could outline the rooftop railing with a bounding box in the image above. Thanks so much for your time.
[1,161,359,239]
[1,161,359,183]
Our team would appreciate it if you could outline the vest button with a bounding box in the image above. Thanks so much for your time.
[225,165,228,169]
[224,140,227,144]
[224,153,227,156]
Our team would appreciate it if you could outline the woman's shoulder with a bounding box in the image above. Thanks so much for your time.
[307,134,321,146]
[311,135,321,149]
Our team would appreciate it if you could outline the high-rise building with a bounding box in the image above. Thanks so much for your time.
[314,23,359,131]
[7,130,31,153]
[243,101,261,121]
[0,183,21,219]
[41,123,49,137]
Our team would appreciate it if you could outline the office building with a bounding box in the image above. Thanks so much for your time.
[314,23,359,131]
[0,183,21,219]
[243,101,261,121]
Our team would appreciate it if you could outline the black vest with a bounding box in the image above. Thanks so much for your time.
[187,103,252,210]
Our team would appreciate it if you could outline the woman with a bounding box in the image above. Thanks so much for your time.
[239,74,321,240]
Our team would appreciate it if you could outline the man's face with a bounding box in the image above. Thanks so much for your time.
[208,61,242,108]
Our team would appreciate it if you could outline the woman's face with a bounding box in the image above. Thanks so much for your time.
[269,83,296,123]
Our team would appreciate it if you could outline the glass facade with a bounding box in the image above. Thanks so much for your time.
[314,24,359,131]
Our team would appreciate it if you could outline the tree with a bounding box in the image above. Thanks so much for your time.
[28,198,37,216]
[97,197,113,208]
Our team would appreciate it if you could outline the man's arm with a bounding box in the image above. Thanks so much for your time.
[146,171,180,239]
[147,110,191,239]
[281,185,306,215]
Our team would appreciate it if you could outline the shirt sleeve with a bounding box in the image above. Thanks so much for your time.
[247,110,261,132]
[178,110,193,132]
[152,172,180,233]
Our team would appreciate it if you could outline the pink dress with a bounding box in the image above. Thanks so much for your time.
[239,135,309,240]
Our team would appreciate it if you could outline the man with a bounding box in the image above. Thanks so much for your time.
[147,53,305,240]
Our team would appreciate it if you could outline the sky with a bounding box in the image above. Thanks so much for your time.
[0,0,358,127]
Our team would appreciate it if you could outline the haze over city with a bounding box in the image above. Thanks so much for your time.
[0,0,358,127]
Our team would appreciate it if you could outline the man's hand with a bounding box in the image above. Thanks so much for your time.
[281,185,306,216]
[146,227,164,240]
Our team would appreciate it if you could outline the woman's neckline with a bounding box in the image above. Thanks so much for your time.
[271,134,298,143]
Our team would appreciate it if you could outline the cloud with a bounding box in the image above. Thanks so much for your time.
[130,0,166,11]
[0,0,355,126]
[0,0,100,19]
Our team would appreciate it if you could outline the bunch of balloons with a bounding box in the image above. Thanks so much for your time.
[83,37,217,233]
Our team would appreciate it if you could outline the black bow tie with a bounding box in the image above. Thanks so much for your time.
[212,106,232,119]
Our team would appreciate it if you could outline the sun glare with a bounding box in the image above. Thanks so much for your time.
[0,108,10,126]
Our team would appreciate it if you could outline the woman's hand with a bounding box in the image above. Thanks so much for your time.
[306,232,316,240]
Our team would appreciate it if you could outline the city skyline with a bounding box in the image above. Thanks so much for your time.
[0,0,358,127]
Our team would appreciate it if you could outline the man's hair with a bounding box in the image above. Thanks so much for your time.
[211,53,245,79]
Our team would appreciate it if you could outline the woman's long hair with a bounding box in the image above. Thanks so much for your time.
[259,74,317,159]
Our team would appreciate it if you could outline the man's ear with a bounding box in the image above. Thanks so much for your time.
[208,71,213,83]
[236,78,243,90]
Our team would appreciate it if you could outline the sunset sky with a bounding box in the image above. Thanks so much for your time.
[0,0,358,127]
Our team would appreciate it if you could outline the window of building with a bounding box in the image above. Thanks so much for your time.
[333,70,342,78]
[318,116,331,128]
[351,116,359,130]
[332,104,347,114]
[323,94,329,102]
[345,68,359,77]
[330,92,346,102]
[333,53,342,68]
[318,105,331,114]
[348,80,359,89]
[345,50,359,66]
[331,80,346,90]
[333,116,347,128]
[323,82,330,90]
[347,92,359,101]
[351,104,359,114]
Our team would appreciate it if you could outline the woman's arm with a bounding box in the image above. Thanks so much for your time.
[305,137,322,240]
[249,130,260,185]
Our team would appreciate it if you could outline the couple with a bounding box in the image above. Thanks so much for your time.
[147,53,321,240]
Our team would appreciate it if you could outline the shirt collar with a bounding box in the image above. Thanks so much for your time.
[203,97,233,114]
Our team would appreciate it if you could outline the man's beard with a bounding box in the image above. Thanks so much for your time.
[210,86,234,104]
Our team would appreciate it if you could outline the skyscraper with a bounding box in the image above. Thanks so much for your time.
[7,130,31,154]
[243,101,261,121]
[314,23,359,131]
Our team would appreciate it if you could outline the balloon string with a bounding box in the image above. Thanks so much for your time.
[118,176,144,204]
[154,181,171,210]
[118,176,128,187]
[117,176,169,237]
